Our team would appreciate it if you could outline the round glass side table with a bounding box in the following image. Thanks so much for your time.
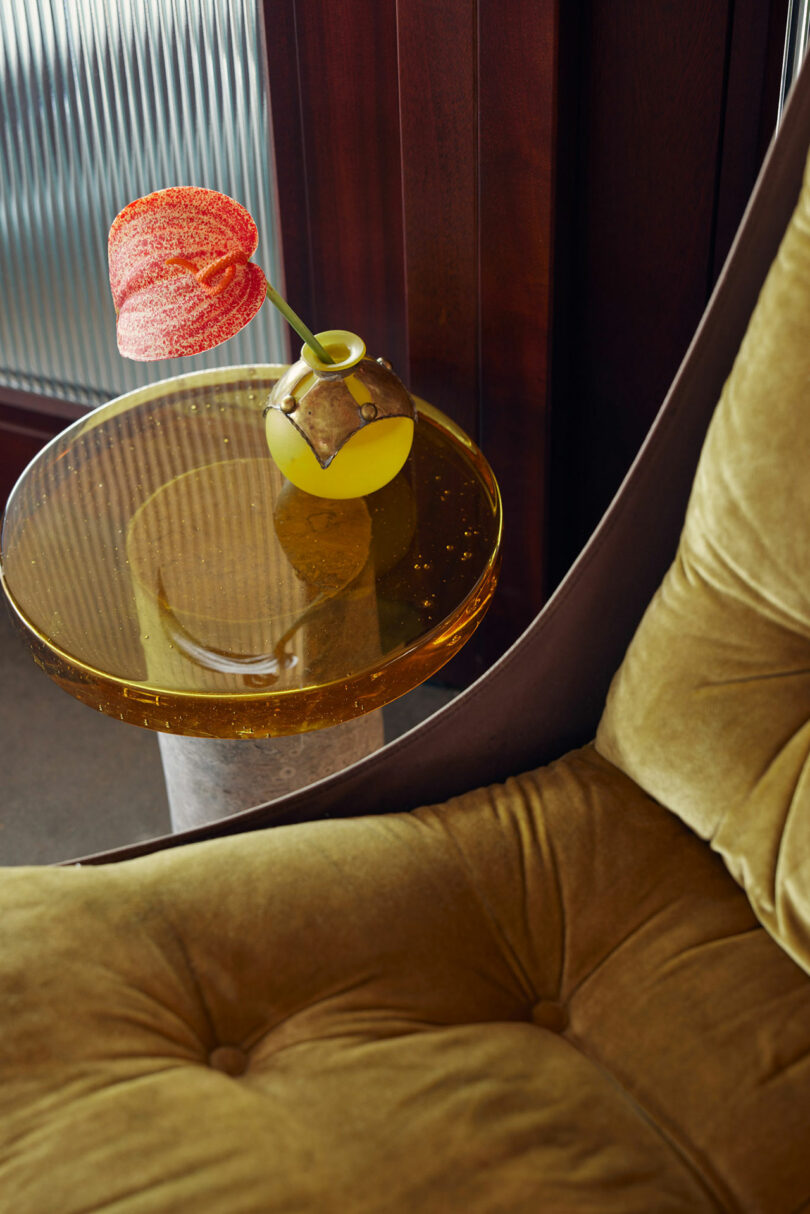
[0,366,501,832]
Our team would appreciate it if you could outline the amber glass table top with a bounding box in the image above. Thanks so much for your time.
[1,367,501,739]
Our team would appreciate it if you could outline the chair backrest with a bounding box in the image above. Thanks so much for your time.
[87,54,810,866]
[597,83,810,976]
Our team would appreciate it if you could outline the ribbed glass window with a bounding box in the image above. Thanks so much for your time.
[781,0,810,120]
[0,0,285,408]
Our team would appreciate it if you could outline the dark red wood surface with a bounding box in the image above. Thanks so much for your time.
[548,0,786,583]
[263,0,407,372]
[0,395,83,506]
[477,0,558,633]
[265,0,560,674]
[712,0,790,279]
[396,0,479,439]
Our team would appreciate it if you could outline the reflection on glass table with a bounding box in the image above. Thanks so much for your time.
[0,366,501,831]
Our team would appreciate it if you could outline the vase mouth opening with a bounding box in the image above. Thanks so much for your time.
[302,330,366,373]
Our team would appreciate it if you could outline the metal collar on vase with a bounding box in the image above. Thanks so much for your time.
[264,330,416,468]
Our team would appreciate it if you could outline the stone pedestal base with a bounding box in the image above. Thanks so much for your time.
[158,710,384,833]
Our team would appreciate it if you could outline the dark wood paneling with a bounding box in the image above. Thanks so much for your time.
[0,394,84,506]
[1,428,49,507]
[261,0,309,359]
[712,0,790,277]
[267,0,560,678]
[396,0,559,673]
[576,1,728,496]
[477,0,558,631]
[263,0,407,371]
[549,0,785,584]
[265,0,786,677]
[396,0,479,440]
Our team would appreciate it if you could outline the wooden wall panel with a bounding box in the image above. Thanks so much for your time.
[396,0,479,440]
[0,395,83,506]
[267,0,559,675]
[712,0,790,277]
[563,2,729,566]
[263,0,407,372]
[549,0,787,584]
[477,0,557,631]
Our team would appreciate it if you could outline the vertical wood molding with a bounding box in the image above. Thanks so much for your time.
[477,0,558,618]
[712,0,790,278]
[0,394,86,505]
[397,0,558,652]
[265,0,560,672]
[262,0,310,360]
[396,0,479,439]
[549,2,737,580]
[263,0,407,370]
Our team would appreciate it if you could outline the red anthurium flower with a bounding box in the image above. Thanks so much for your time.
[108,187,267,361]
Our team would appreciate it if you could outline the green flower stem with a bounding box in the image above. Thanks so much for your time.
[263,276,334,365]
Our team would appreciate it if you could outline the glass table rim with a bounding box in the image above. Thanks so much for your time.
[0,364,503,719]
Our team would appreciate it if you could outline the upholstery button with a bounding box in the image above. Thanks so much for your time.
[531,1001,568,1033]
[208,1045,248,1076]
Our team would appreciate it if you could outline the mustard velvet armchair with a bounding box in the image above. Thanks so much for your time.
[4,57,810,1214]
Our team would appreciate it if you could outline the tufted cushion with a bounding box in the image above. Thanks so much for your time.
[596,148,810,977]
[2,744,810,1211]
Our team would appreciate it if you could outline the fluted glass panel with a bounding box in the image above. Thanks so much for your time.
[0,0,285,408]
[781,0,810,122]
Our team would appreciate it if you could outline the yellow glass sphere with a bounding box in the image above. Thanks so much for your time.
[265,331,416,499]
[265,409,415,499]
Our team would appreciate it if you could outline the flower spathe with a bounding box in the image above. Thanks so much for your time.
[108,187,267,361]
